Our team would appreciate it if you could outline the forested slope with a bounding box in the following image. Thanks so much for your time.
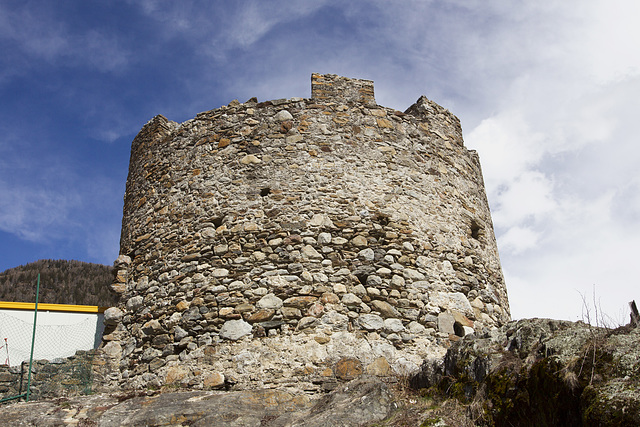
[0,259,117,306]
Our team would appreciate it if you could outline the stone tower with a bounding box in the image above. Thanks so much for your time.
[104,74,510,391]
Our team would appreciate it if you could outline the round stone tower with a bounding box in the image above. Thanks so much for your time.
[104,73,510,391]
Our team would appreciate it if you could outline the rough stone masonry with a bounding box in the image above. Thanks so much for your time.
[101,73,511,392]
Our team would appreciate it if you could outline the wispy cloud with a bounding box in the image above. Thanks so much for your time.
[0,182,79,242]
[130,1,332,54]
[0,3,130,75]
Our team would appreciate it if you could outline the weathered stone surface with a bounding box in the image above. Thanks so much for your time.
[383,318,405,333]
[274,109,293,121]
[142,319,162,335]
[297,316,319,330]
[317,232,332,244]
[451,310,473,328]
[102,341,121,357]
[358,313,384,331]
[283,296,317,309]
[365,357,392,376]
[293,376,395,425]
[173,326,188,341]
[211,268,229,278]
[320,311,349,331]
[334,357,363,380]
[437,312,455,334]
[341,293,362,306]
[0,377,395,427]
[246,309,274,323]
[281,306,301,319]
[176,300,189,311]
[125,295,143,311]
[256,294,283,310]
[181,306,202,322]
[411,318,640,426]
[371,300,401,318]
[240,154,261,165]
[301,244,323,260]
[110,282,126,294]
[352,235,368,247]
[103,307,123,326]
[320,292,339,304]
[407,321,426,334]
[165,366,189,384]
[219,319,252,341]
[203,372,225,389]
[431,292,473,317]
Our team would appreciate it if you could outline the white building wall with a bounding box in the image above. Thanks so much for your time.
[0,308,104,366]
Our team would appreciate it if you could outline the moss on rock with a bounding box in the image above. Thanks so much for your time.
[411,318,640,426]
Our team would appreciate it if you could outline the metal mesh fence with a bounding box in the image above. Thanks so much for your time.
[0,310,100,400]
[0,311,100,366]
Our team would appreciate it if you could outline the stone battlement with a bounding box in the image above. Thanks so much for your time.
[102,74,510,393]
[311,73,376,105]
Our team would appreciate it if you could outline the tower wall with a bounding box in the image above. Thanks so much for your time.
[105,74,510,391]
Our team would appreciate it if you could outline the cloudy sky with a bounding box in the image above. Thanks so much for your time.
[1,0,638,323]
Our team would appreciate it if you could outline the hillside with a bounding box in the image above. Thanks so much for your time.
[0,259,118,306]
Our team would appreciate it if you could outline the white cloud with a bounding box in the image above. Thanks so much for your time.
[467,111,547,191]
[492,171,556,228]
[0,182,79,242]
[612,177,640,224]
[498,226,539,255]
[574,1,640,84]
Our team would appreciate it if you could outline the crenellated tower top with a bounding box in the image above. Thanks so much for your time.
[311,73,376,105]
[105,73,510,394]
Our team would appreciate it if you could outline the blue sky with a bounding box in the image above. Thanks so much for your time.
[1,0,639,323]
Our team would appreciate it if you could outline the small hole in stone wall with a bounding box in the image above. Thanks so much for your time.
[453,322,465,338]
[260,188,271,197]
[356,273,369,286]
[211,217,224,228]
[470,220,483,241]
[374,214,390,226]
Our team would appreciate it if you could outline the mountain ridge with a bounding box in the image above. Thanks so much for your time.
[0,259,117,306]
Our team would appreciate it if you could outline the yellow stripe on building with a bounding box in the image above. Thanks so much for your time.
[0,301,108,313]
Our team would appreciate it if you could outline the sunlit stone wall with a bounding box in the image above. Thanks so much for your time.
[103,73,510,391]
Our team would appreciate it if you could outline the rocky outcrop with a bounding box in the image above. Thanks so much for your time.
[0,376,395,426]
[410,318,640,426]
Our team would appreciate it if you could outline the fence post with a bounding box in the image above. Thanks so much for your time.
[25,274,40,401]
